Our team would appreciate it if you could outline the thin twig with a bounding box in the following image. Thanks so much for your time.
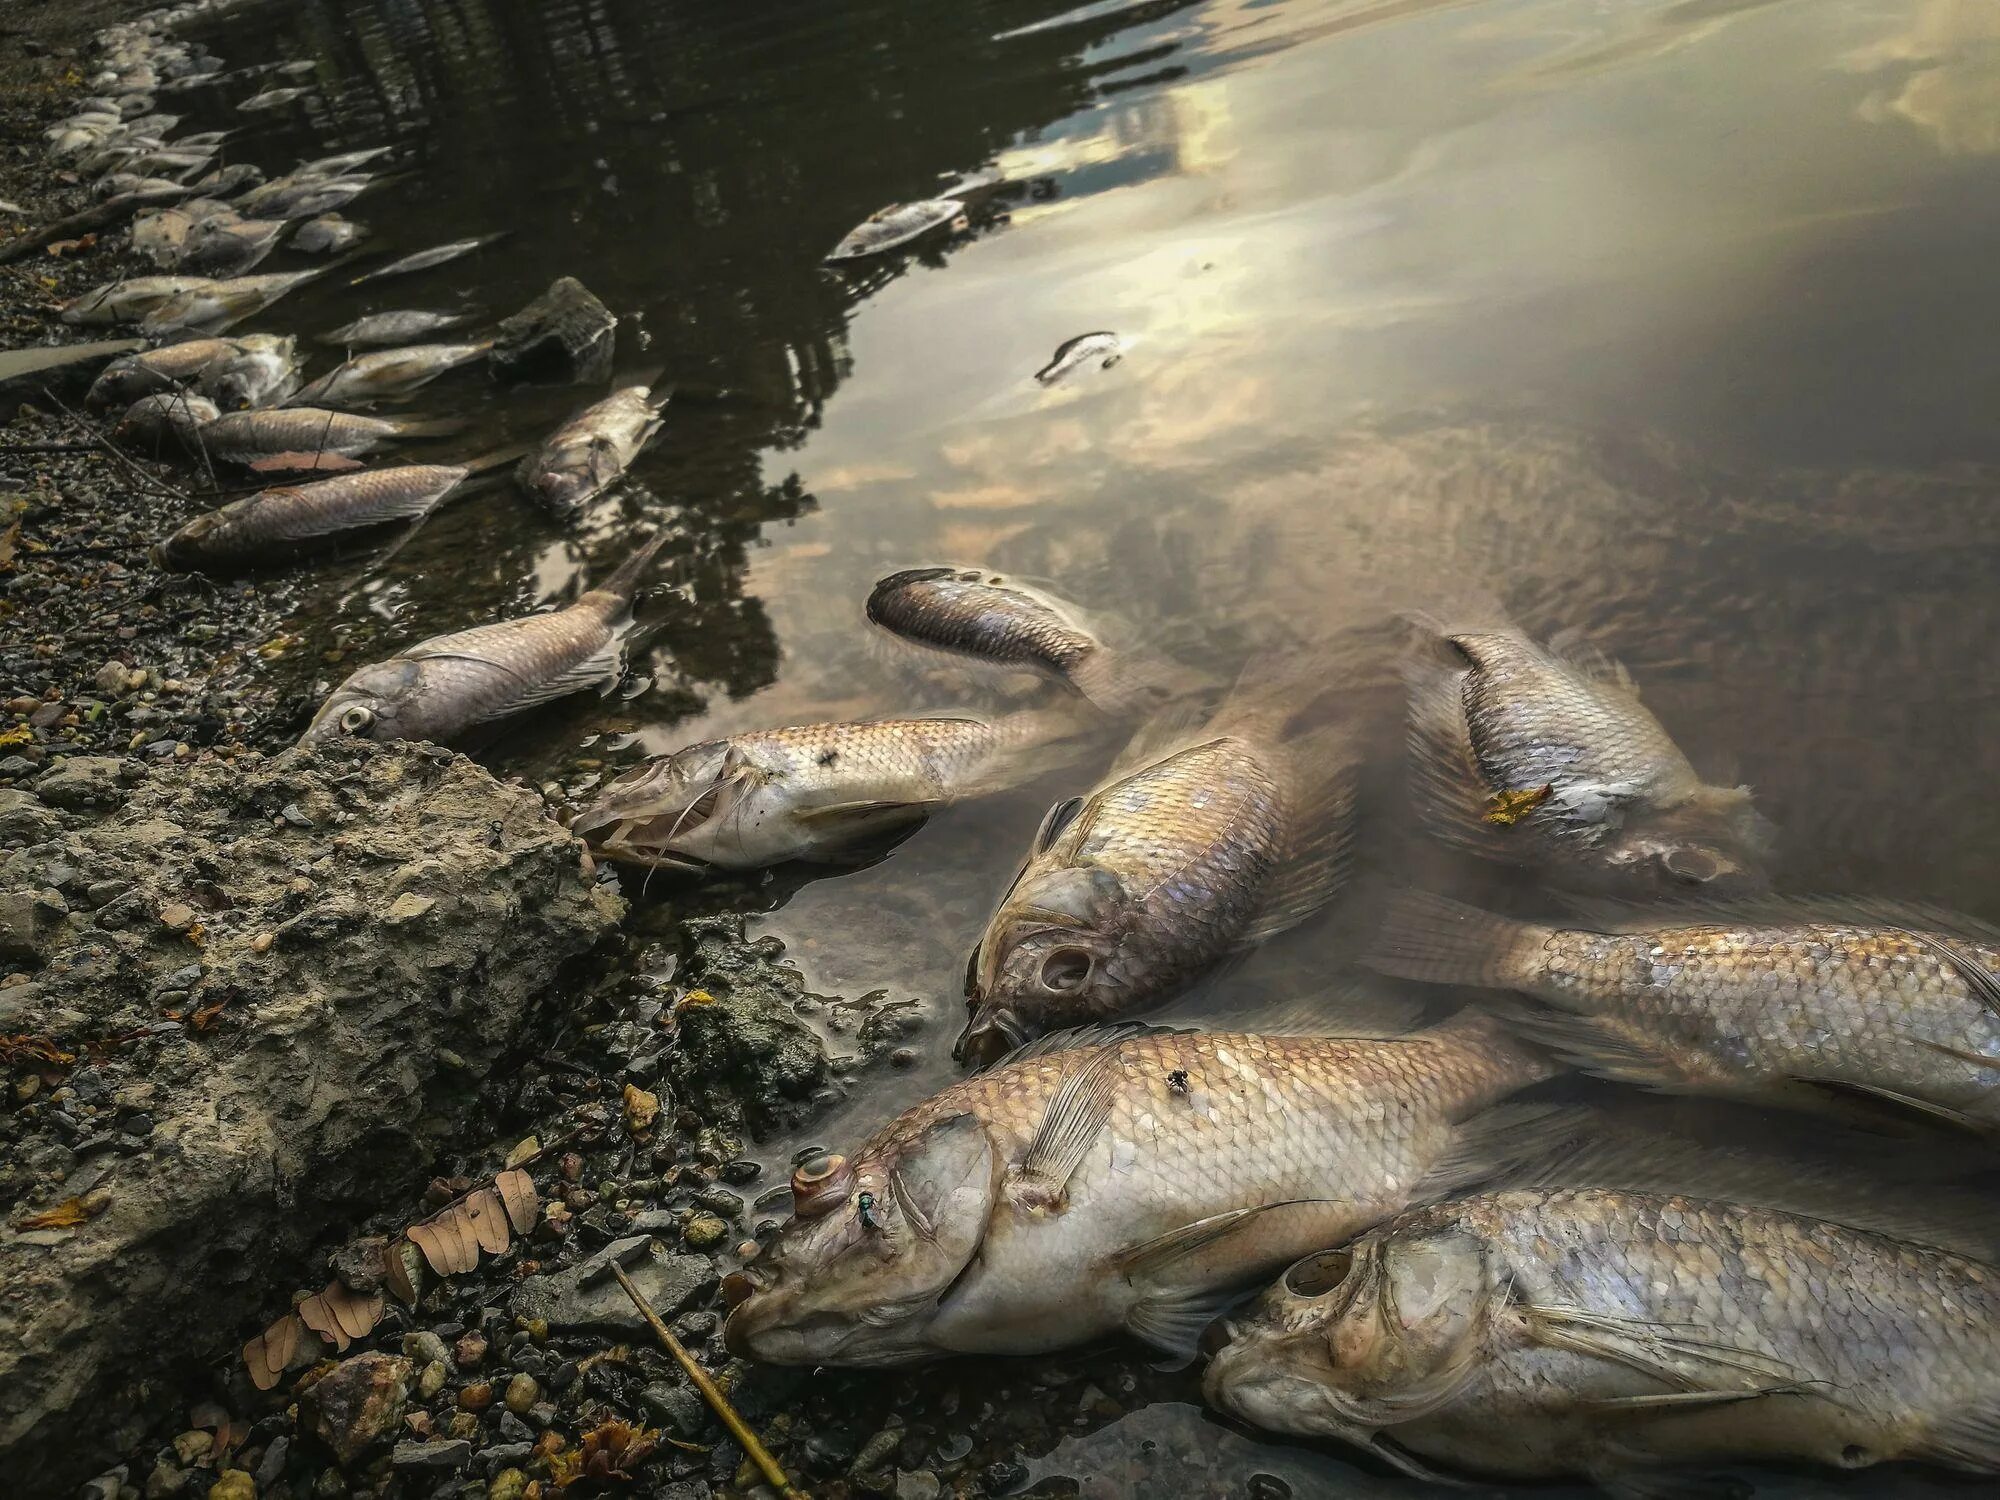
[609,1261,805,1499]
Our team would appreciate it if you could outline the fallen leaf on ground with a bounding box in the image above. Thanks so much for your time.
[1483,783,1554,826]
[297,1280,383,1351]
[242,1314,301,1391]
[45,234,96,257]
[18,1194,106,1230]
[247,451,364,474]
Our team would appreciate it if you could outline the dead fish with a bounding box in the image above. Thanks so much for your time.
[153,463,471,572]
[1205,1177,2000,1487]
[190,162,265,197]
[827,198,964,260]
[114,391,219,450]
[289,341,492,409]
[202,334,303,411]
[723,1012,1557,1364]
[866,566,1172,712]
[177,213,291,276]
[572,708,1098,873]
[138,266,328,335]
[1035,332,1123,386]
[301,533,669,746]
[235,173,372,220]
[272,60,318,77]
[197,407,466,464]
[349,232,506,286]
[293,147,393,179]
[1406,593,1773,895]
[960,682,1357,1064]
[238,86,309,112]
[62,274,214,326]
[292,213,366,254]
[1366,890,2000,1132]
[515,378,666,515]
[130,205,195,265]
[88,336,249,409]
[321,308,478,347]
[93,173,187,201]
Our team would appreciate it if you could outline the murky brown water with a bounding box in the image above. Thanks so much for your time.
[168,0,2000,1491]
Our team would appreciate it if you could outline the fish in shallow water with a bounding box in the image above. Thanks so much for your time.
[349,232,505,286]
[1035,331,1123,386]
[866,565,1173,713]
[177,212,291,276]
[322,308,477,347]
[292,213,366,254]
[138,267,328,336]
[195,407,465,464]
[571,708,1098,874]
[202,334,302,411]
[237,85,308,112]
[130,204,193,265]
[300,533,668,745]
[61,274,212,326]
[190,162,265,198]
[1406,594,1772,894]
[234,172,373,220]
[289,341,492,408]
[515,378,666,515]
[724,1012,1556,1364]
[114,391,219,451]
[1366,890,2000,1132]
[826,198,964,260]
[88,336,246,408]
[1204,1181,2000,1489]
[959,682,1357,1064]
[153,463,470,572]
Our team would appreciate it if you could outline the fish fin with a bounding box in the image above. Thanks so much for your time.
[1523,1303,1814,1396]
[1543,626,1639,696]
[387,415,469,439]
[413,641,623,720]
[1241,741,1357,947]
[789,799,937,831]
[1403,656,1512,859]
[1410,1103,1591,1203]
[460,441,533,476]
[1578,1384,1821,1415]
[1063,645,1184,717]
[1802,1079,1990,1136]
[1916,1398,2000,1472]
[987,1022,1172,1068]
[1402,582,1518,642]
[1104,702,1212,780]
[1113,1200,1326,1285]
[1124,1283,1242,1360]
[1363,889,1551,991]
[1015,1038,1128,1198]
[1363,1437,1485,1489]
[592,529,675,605]
[1484,999,1709,1092]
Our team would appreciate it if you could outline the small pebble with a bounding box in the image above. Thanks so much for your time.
[682,1213,729,1249]
[502,1373,539,1415]
[457,1380,494,1412]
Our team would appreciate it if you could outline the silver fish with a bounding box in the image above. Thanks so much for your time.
[88,336,246,409]
[515,380,665,515]
[130,205,194,265]
[139,267,327,335]
[292,213,367,254]
[349,232,505,286]
[321,309,478,347]
[826,198,964,260]
[571,708,1097,873]
[202,334,302,411]
[301,534,668,746]
[723,1013,1557,1364]
[177,213,291,276]
[62,274,213,326]
[1034,332,1123,386]
[197,407,465,464]
[289,341,491,409]
[154,464,470,572]
[114,391,219,450]
[190,163,265,197]
[235,173,372,220]
[1407,594,1773,895]
[238,86,309,112]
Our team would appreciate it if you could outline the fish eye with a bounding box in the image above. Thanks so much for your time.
[338,704,374,734]
[1284,1248,1354,1298]
[1663,847,1721,884]
[1040,947,1093,993]
[791,1152,853,1218]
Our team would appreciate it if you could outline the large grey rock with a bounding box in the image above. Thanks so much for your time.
[0,744,624,1492]
[508,1234,715,1333]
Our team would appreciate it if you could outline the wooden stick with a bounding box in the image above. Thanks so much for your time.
[609,1261,805,1499]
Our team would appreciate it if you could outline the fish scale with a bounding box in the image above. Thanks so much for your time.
[1209,1187,2000,1482]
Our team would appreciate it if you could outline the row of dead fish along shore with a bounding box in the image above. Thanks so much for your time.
[567,560,2000,1493]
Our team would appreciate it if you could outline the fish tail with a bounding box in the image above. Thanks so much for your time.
[597,529,676,603]
[1403,581,1517,644]
[1365,889,1549,991]
[1425,1007,1562,1092]
[460,441,534,476]
[1063,645,1187,717]
[388,415,471,440]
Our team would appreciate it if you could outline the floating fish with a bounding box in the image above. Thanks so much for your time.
[826,198,964,260]
[196,407,466,464]
[237,86,309,112]
[1035,331,1123,386]
[349,232,506,286]
[177,212,291,276]
[138,266,328,336]
[321,308,479,347]
[515,378,665,515]
[291,213,366,254]
[289,341,492,409]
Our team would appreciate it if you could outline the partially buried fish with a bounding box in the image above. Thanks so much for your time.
[723,1012,1557,1364]
[349,232,505,286]
[88,335,248,408]
[301,533,669,746]
[866,565,1173,713]
[515,377,665,515]
[959,679,1357,1064]
[237,85,308,112]
[195,407,465,464]
[826,198,964,260]
[1407,593,1772,894]
[154,463,471,572]
[571,708,1097,874]
[114,391,219,451]
[322,308,478,347]
[289,341,492,408]
[1367,890,2000,1132]
[1205,1174,2000,1488]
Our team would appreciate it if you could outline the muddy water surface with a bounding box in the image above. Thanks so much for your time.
[166,0,2000,1492]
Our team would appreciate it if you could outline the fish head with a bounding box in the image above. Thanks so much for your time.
[87,358,167,411]
[569,739,786,872]
[959,863,1131,1065]
[1601,788,1775,897]
[723,1113,996,1366]
[300,662,420,746]
[1203,1229,1497,1441]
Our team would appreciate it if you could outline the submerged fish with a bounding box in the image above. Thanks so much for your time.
[154,464,470,572]
[300,533,668,746]
[292,213,366,254]
[88,336,244,408]
[349,232,505,286]
[321,308,477,347]
[202,334,302,411]
[197,407,464,464]
[1205,1183,2000,1487]
[572,709,1096,873]
[234,172,372,220]
[1407,595,1772,894]
[138,267,327,335]
[1035,332,1123,386]
[724,1012,1556,1364]
[866,565,1171,712]
[190,162,265,197]
[960,687,1356,1063]
[826,198,964,260]
[177,213,291,276]
[289,341,491,408]
[237,85,308,112]
[114,391,219,450]
[1367,890,2000,1132]
[292,148,393,178]
[61,274,212,326]
[515,379,665,515]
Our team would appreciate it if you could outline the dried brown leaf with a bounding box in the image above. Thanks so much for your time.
[495,1168,538,1233]
[242,1313,301,1391]
[461,1188,511,1256]
[18,1196,94,1230]
[296,1288,349,1352]
[333,1283,385,1341]
[383,1238,423,1306]
[408,1205,478,1276]
[247,451,365,474]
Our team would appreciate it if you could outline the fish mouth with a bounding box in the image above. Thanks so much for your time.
[952,1003,1027,1069]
